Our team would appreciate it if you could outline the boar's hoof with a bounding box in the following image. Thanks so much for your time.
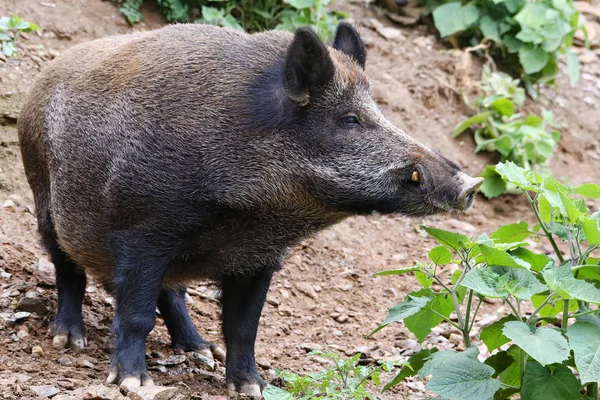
[196,344,226,364]
[227,382,263,398]
[52,330,87,352]
[106,370,153,392]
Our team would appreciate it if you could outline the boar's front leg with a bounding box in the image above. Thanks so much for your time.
[106,234,166,391]
[157,287,226,362]
[222,266,275,396]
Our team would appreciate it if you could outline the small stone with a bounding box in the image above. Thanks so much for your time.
[189,352,215,371]
[1,311,17,327]
[57,355,74,366]
[31,345,44,357]
[14,311,31,320]
[127,386,177,400]
[17,328,29,340]
[150,351,164,359]
[295,282,317,299]
[583,96,596,105]
[0,269,11,279]
[279,289,290,299]
[336,314,349,323]
[376,26,403,41]
[2,288,20,297]
[299,342,321,352]
[17,296,48,315]
[30,385,60,398]
[257,359,271,369]
[332,330,343,337]
[78,358,95,369]
[37,258,56,286]
[147,354,186,366]
[184,292,194,304]
[2,200,17,212]
[266,295,280,306]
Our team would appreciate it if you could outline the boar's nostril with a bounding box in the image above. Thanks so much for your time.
[460,177,484,210]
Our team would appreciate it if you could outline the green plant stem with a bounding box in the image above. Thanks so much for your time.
[569,308,600,319]
[587,382,599,400]
[468,298,482,332]
[463,290,474,347]
[431,309,462,330]
[519,348,527,392]
[524,190,564,263]
[561,300,570,331]
[506,298,522,320]
[526,293,554,324]
[431,275,452,294]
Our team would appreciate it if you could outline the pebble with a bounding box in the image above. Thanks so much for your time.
[17,327,29,340]
[376,26,403,41]
[332,330,343,337]
[17,296,48,315]
[78,358,95,369]
[30,385,60,398]
[189,352,215,371]
[15,311,31,320]
[445,218,477,233]
[79,384,125,399]
[0,312,17,327]
[147,354,186,366]
[299,342,321,352]
[127,386,178,400]
[31,345,45,357]
[0,269,11,279]
[257,359,271,369]
[57,355,74,366]
[336,314,349,323]
[266,295,280,306]
[37,258,56,286]
[295,282,317,299]
[2,200,17,212]
[583,96,596,105]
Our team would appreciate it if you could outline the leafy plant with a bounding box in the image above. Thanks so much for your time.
[372,161,600,399]
[112,0,346,40]
[453,69,561,198]
[263,350,401,399]
[423,0,585,91]
[0,15,38,58]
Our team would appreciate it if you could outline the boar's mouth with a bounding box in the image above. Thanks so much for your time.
[420,169,484,214]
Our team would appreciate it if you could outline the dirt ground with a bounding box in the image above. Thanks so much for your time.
[0,0,599,399]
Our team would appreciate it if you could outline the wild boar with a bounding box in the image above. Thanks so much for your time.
[18,22,483,397]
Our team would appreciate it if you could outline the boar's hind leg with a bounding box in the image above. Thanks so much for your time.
[157,287,225,362]
[222,266,274,397]
[40,214,87,351]
[106,235,166,391]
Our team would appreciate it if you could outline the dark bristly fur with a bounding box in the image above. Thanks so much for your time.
[18,22,482,396]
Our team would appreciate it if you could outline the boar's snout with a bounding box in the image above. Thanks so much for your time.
[457,174,484,211]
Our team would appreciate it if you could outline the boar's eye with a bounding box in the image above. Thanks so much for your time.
[341,114,361,127]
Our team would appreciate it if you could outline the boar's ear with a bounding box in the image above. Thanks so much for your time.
[284,27,335,106]
[333,23,366,69]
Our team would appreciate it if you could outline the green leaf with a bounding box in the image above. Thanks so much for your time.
[519,45,550,74]
[558,190,584,223]
[490,98,515,117]
[531,294,577,318]
[490,222,530,243]
[514,3,551,28]
[479,244,531,270]
[480,16,501,42]
[521,362,581,400]
[481,315,518,351]
[404,290,455,342]
[373,266,421,276]
[201,6,223,21]
[495,161,537,190]
[286,0,315,9]
[428,246,452,265]
[577,183,600,198]
[263,385,294,400]
[2,41,15,57]
[452,112,491,137]
[432,2,480,38]
[543,264,600,303]
[415,270,433,289]
[582,218,600,245]
[502,322,570,366]
[505,269,548,300]
[479,165,506,199]
[383,348,440,391]
[419,347,502,400]
[422,226,472,251]
[567,321,600,384]
[369,294,431,336]
[566,50,580,87]
[461,268,509,298]
[510,248,552,272]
